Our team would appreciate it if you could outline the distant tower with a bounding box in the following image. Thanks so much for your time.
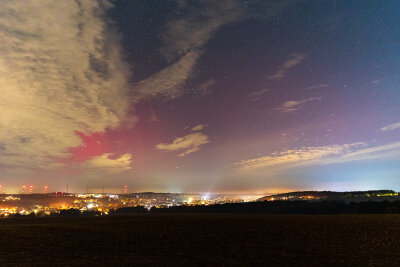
[29,185,33,193]
[22,185,26,194]
[124,185,128,194]
[43,186,48,194]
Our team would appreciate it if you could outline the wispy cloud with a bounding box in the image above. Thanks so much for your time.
[267,53,306,80]
[248,88,269,100]
[0,1,131,171]
[273,97,321,113]
[192,125,207,131]
[322,142,400,165]
[136,0,295,99]
[236,142,400,170]
[156,132,209,157]
[381,122,400,131]
[236,143,365,170]
[160,1,242,63]
[134,1,243,99]
[135,51,200,99]
[193,79,216,97]
[370,79,381,85]
[303,83,330,91]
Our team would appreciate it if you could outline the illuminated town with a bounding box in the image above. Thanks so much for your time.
[2,188,399,218]
[0,191,262,217]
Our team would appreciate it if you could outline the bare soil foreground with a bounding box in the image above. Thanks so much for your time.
[1,214,400,265]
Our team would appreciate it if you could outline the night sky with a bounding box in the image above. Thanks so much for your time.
[1,0,400,194]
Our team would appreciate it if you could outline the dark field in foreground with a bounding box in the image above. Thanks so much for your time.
[1,214,400,265]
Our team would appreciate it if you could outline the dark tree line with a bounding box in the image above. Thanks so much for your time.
[262,190,397,201]
[6,200,400,218]
[149,200,400,214]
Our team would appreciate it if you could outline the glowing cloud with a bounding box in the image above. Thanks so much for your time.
[156,133,209,157]
[79,153,132,174]
[0,1,131,171]
[192,125,207,131]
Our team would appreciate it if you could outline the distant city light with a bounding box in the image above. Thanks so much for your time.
[202,193,210,201]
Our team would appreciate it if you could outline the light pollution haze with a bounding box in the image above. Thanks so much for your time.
[0,0,400,194]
